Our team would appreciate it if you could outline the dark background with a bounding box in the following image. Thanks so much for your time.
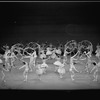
[0,2,100,50]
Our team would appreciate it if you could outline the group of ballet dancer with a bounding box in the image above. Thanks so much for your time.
[0,40,100,82]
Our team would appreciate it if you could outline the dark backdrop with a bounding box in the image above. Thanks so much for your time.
[0,2,100,50]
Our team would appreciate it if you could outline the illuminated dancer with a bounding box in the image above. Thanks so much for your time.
[1,44,17,71]
[53,43,66,78]
[19,42,40,81]
[36,42,49,79]
[64,40,79,80]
